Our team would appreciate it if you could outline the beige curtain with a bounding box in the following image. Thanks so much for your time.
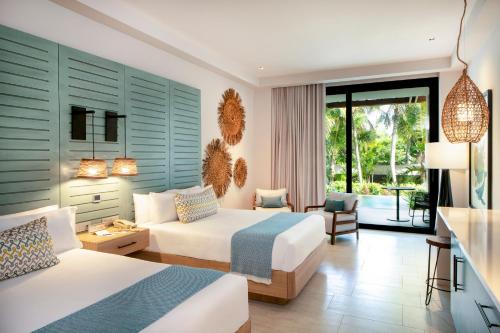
[271,84,326,212]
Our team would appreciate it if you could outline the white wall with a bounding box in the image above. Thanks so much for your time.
[0,0,257,209]
[466,21,500,209]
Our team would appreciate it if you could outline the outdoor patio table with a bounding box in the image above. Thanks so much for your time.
[382,186,416,222]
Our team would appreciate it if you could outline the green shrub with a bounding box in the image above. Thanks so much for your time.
[326,181,424,197]
[326,181,346,193]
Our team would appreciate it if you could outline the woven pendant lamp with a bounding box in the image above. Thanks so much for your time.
[77,111,108,178]
[76,158,108,178]
[442,0,489,143]
[112,157,138,176]
[109,114,138,176]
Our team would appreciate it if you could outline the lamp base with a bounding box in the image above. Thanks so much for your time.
[438,169,453,207]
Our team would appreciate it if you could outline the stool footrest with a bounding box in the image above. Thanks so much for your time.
[426,278,451,293]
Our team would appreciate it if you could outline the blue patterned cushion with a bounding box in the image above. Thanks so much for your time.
[174,186,218,223]
[0,217,59,281]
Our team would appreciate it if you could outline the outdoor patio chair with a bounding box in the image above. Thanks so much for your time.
[408,192,430,226]
[305,192,359,245]
[252,188,295,212]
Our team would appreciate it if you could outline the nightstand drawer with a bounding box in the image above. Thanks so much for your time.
[97,231,149,255]
[79,228,149,256]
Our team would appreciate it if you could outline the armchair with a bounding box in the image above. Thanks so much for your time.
[305,192,359,245]
[252,188,295,212]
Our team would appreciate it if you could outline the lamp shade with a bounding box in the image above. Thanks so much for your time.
[76,159,108,178]
[424,142,467,170]
[442,70,489,143]
[111,158,138,176]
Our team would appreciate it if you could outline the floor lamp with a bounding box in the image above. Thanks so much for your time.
[425,142,467,207]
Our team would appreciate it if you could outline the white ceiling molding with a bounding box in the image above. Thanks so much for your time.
[51,0,260,86]
[259,57,451,88]
[50,0,497,89]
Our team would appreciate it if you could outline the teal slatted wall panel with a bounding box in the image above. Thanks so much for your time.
[0,25,59,214]
[169,81,201,188]
[0,25,203,222]
[126,67,170,195]
[59,45,125,226]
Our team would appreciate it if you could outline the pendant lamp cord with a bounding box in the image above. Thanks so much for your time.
[91,111,95,159]
[124,117,127,158]
[456,0,468,69]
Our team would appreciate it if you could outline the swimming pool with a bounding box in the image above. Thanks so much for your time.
[358,195,400,209]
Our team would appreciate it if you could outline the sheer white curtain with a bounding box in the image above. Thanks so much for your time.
[271,84,326,212]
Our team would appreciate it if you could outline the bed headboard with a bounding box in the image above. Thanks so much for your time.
[0,25,60,214]
[0,25,201,228]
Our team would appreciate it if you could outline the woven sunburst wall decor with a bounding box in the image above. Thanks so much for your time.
[202,139,232,198]
[218,88,245,145]
[233,158,247,188]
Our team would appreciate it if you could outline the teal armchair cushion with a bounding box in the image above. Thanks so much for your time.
[261,196,284,208]
[324,199,344,213]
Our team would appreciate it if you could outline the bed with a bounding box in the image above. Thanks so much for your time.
[132,208,326,303]
[0,205,250,333]
[0,248,250,333]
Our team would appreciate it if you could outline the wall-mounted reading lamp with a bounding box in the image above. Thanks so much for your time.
[105,112,138,176]
[72,106,108,178]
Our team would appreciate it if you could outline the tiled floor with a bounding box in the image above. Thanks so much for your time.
[249,229,456,333]
[359,207,430,228]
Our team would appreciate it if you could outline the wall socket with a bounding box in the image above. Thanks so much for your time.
[75,223,88,233]
[92,194,101,203]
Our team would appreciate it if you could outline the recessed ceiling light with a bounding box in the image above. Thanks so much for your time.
[428,36,436,41]
[257,66,264,70]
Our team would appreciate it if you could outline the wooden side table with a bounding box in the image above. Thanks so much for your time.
[78,227,149,256]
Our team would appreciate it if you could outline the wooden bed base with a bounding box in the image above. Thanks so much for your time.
[236,319,251,333]
[130,241,326,303]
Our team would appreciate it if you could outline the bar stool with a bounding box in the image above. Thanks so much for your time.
[425,236,451,305]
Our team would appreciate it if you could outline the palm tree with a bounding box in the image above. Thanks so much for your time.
[325,107,346,183]
[352,123,363,184]
[377,105,399,183]
[352,106,377,184]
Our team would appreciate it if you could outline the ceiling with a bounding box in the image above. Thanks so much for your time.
[118,0,469,79]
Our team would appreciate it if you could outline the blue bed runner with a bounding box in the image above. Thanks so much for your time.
[231,212,309,281]
[35,265,224,333]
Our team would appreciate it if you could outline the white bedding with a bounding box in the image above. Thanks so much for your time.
[145,208,326,273]
[0,249,248,333]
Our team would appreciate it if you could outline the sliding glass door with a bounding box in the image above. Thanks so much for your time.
[325,78,439,233]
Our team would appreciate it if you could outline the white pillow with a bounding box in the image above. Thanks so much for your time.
[167,185,202,194]
[0,205,59,218]
[149,192,178,224]
[0,206,81,254]
[136,186,202,224]
[255,188,287,206]
[133,193,152,224]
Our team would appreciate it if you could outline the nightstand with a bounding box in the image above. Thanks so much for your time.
[78,227,149,256]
